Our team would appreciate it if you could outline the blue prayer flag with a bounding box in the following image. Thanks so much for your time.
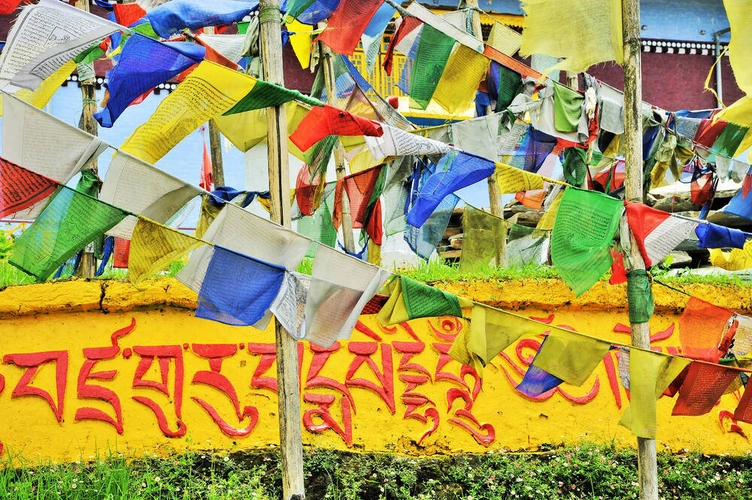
[95,34,205,127]
[696,223,748,249]
[196,246,285,327]
[516,338,563,397]
[147,0,260,38]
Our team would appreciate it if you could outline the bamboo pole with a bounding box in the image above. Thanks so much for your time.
[203,27,225,187]
[317,30,356,254]
[258,2,306,499]
[622,0,657,499]
[75,0,97,279]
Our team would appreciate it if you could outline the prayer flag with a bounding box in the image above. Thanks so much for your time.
[365,124,451,162]
[128,218,202,288]
[672,362,741,416]
[289,104,383,152]
[223,77,321,115]
[0,156,58,218]
[679,297,734,362]
[452,114,503,162]
[533,329,611,386]
[200,141,213,191]
[285,0,339,26]
[450,305,548,375]
[459,206,506,272]
[519,0,623,74]
[95,34,205,128]
[495,163,550,194]
[332,165,385,244]
[408,24,456,110]
[304,245,390,347]
[113,2,146,27]
[383,16,422,76]
[146,0,260,38]
[696,223,748,249]
[9,186,127,281]
[121,61,256,164]
[287,18,314,69]
[715,0,752,126]
[619,349,691,439]
[517,338,564,397]
[361,3,395,73]
[0,0,27,15]
[100,151,202,240]
[551,188,622,296]
[487,21,521,56]
[405,190,459,260]
[196,246,285,327]
[406,151,495,229]
[377,275,470,326]
[432,44,489,114]
[316,0,384,56]
[709,240,752,271]
[13,60,76,110]
[625,201,699,268]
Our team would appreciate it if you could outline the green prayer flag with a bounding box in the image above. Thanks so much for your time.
[495,64,523,112]
[409,24,456,110]
[553,82,584,133]
[551,188,622,296]
[377,275,468,325]
[224,79,323,116]
[459,205,507,272]
[9,186,128,281]
[534,328,611,386]
[710,122,749,158]
[562,147,587,186]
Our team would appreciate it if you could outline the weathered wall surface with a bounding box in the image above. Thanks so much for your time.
[0,278,750,463]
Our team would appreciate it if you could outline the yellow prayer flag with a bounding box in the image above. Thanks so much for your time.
[487,21,522,56]
[14,60,77,111]
[432,44,490,115]
[129,218,203,289]
[534,328,611,386]
[496,162,544,193]
[736,127,752,155]
[619,349,691,439]
[121,61,257,164]
[723,0,752,95]
[450,305,550,375]
[519,0,623,74]
[717,95,752,128]
[287,19,313,70]
[709,240,752,271]
[537,189,563,230]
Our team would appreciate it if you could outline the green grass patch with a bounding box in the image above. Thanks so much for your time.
[1,444,751,499]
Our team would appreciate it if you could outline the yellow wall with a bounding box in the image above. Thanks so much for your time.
[0,278,750,463]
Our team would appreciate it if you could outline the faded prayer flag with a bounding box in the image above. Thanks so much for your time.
[459,206,506,272]
[9,186,127,281]
[146,0,260,38]
[551,188,622,295]
[0,156,58,218]
[377,275,469,326]
[128,218,202,288]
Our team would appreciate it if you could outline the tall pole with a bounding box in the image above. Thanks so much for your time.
[204,27,225,187]
[622,0,657,499]
[317,31,356,254]
[75,0,98,279]
[258,2,306,499]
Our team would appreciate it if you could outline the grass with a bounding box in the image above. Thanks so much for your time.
[1,443,751,499]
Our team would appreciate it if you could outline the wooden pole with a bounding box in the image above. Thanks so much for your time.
[203,26,225,187]
[258,2,306,499]
[622,1,657,499]
[466,0,505,265]
[75,0,98,279]
[317,31,356,254]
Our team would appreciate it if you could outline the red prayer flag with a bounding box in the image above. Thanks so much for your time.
[289,105,383,152]
[113,238,131,268]
[316,0,385,56]
[0,0,31,15]
[113,3,147,27]
[672,362,740,416]
[0,157,58,218]
[383,16,422,76]
[679,297,734,362]
[295,164,326,217]
[332,165,384,244]
[694,118,727,148]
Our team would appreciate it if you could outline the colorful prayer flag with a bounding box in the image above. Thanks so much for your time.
[672,362,741,416]
[316,0,384,56]
[377,275,470,326]
[625,202,700,268]
[289,104,383,152]
[0,156,58,218]
[146,0,260,38]
[679,297,734,362]
[128,218,202,288]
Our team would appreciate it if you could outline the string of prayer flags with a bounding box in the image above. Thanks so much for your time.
[551,188,622,296]
[303,245,390,347]
[404,190,459,260]
[128,218,202,288]
[449,305,549,375]
[195,246,285,327]
[672,362,742,416]
[432,44,490,114]
[223,77,322,116]
[715,0,752,127]
[0,156,58,218]
[95,34,206,128]
[519,0,623,74]
[0,0,120,90]
[145,0,259,39]
[679,297,734,363]
[407,24,456,110]
[121,61,256,164]
[529,328,612,386]
[289,104,384,152]
[316,0,384,56]
[100,151,202,240]
[9,186,128,281]
[695,223,749,249]
[3,94,109,185]
[406,151,495,229]
[377,275,471,326]
[619,349,691,439]
[624,201,699,268]
[458,206,507,272]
